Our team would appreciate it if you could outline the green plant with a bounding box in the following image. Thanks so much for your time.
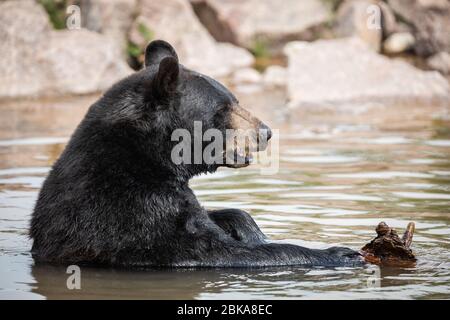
[127,42,142,58]
[127,23,154,59]
[137,23,154,43]
[432,118,450,139]
[127,23,154,69]
[38,0,69,30]
[320,0,344,12]
[250,38,276,72]
[250,39,270,59]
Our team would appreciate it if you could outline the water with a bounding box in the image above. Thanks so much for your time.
[0,93,449,299]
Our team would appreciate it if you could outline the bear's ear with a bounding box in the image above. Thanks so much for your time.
[151,56,179,98]
[145,40,179,67]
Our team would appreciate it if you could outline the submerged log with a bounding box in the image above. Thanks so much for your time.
[361,222,416,266]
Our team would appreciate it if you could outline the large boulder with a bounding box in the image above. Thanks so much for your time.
[79,0,138,55]
[334,0,399,52]
[284,37,450,108]
[0,0,132,100]
[387,0,450,56]
[130,0,254,78]
[0,0,52,98]
[190,0,332,50]
[41,30,133,95]
[428,52,450,75]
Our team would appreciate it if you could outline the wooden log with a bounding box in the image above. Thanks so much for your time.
[361,222,416,266]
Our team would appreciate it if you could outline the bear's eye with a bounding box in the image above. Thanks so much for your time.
[226,101,238,110]
[217,103,232,112]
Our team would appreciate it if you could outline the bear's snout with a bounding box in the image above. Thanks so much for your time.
[259,122,272,141]
[263,123,272,141]
[255,122,271,152]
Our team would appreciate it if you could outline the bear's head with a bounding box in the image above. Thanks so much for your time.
[94,40,271,182]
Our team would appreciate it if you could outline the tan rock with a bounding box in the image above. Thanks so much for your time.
[387,0,450,56]
[80,0,138,55]
[335,0,383,51]
[0,0,132,99]
[284,37,450,108]
[130,0,254,78]
[377,1,397,37]
[262,66,287,88]
[428,52,450,75]
[191,0,332,49]
[232,68,262,85]
[0,0,51,98]
[383,32,415,54]
[41,30,133,95]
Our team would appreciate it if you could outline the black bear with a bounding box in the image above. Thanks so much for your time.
[30,40,363,267]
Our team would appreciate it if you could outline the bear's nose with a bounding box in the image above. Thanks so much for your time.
[260,123,272,141]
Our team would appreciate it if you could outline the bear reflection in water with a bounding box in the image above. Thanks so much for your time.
[30,263,416,299]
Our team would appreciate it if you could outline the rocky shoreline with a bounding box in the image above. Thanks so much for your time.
[0,0,449,109]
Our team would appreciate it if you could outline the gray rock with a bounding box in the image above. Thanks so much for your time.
[191,0,332,49]
[428,52,450,75]
[129,0,254,78]
[387,0,450,56]
[80,0,138,55]
[383,32,415,54]
[0,0,132,99]
[0,0,52,98]
[284,37,450,108]
[0,0,51,43]
[41,30,133,95]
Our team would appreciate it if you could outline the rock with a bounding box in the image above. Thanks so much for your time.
[377,1,397,37]
[387,0,450,56]
[129,0,254,78]
[42,30,133,95]
[383,32,415,54]
[262,65,287,88]
[0,0,52,42]
[428,52,450,75]
[0,0,52,98]
[335,0,383,51]
[394,22,414,34]
[0,0,132,99]
[415,0,449,10]
[231,68,262,85]
[79,0,138,55]
[284,37,450,108]
[191,0,332,49]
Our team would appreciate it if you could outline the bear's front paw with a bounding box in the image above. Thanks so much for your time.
[326,246,361,259]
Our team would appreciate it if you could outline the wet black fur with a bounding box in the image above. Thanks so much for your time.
[30,40,363,267]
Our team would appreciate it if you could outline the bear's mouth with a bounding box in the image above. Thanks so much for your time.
[223,146,254,168]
